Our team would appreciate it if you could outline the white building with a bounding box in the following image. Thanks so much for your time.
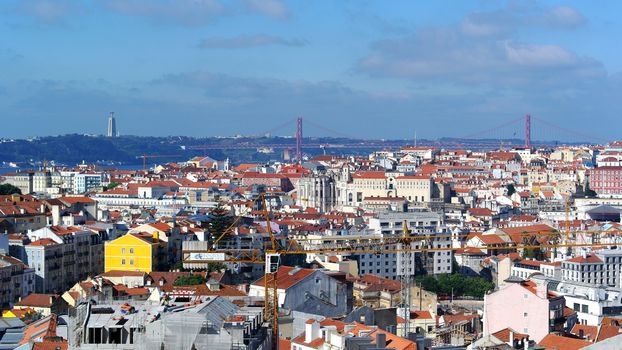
[561,249,622,287]
[74,173,103,193]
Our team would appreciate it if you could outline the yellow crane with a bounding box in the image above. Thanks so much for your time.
[183,197,621,349]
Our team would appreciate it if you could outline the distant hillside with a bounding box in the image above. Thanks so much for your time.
[0,134,577,165]
[0,134,388,165]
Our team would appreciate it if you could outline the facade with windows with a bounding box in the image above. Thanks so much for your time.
[358,212,452,279]
[561,250,622,287]
[589,166,622,197]
[554,280,622,326]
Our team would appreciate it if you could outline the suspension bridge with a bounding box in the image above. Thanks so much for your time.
[187,115,604,161]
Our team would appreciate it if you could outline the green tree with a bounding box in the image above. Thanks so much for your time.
[0,184,22,195]
[208,203,235,246]
[207,262,226,273]
[104,182,121,191]
[506,184,516,196]
[173,274,206,286]
[415,274,493,298]
[523,247,546,260]
[584,182,597,198]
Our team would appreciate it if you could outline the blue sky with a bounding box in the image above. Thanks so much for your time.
[0,0,620,141]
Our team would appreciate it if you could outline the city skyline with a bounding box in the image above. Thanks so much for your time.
[0,0,621,140]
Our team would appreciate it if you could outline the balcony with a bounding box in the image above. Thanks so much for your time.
[549,316,566,327]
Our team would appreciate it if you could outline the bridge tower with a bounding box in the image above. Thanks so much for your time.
[524,114,531,148]
[296,117,303,162]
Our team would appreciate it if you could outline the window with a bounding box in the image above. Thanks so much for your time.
[121,248,126,254]
[129,248,134,254]
[523,312,528,317]
[129,259,134,265]
[121,259,126,265]
[581,305,588,313]
[573,303,580,311]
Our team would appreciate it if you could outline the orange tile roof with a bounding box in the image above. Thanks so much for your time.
[492,327,529,343]
[28,238,58,247]
[594,324,622,342]
[253,266,316,290]
[279,339,292,350]
[567,254,603,264]
[32,339,68,350]
[538,334,591,350]
[352,171,386,179]
[19,314,58,345]
[16,294,58,308]
[59,196,95,204]
[99,270,146,278]
[412,310,433,320]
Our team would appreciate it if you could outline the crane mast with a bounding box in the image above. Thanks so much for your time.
[183,195,622,349]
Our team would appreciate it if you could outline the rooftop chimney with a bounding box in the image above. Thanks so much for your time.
[376,333,387,348]
[536,282,548,299]
[305,320,320,343]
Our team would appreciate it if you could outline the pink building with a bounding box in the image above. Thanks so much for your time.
[483,280,575,342]
[589,166,622,196]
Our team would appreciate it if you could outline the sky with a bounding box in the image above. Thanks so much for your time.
[0,0,620,141]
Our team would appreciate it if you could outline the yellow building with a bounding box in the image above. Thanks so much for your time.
[104,232,167,273]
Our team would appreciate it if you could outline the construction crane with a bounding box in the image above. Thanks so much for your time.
[137,154,182,170]
[183,203,622,349]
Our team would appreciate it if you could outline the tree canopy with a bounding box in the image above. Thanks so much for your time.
[207,203,235,245]
[414,274,494,298]
[173,274,206,286]
[506,184,516,196]
[0,183,21,195]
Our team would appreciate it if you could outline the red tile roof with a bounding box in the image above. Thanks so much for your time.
[17,294,59,308]
[567,254,603,264]
[59,196,95,204]
[538,334,591,350]
[492,327,529,343]
[252,266,315,290]
[28,238,58,247]
[352,171,386,179]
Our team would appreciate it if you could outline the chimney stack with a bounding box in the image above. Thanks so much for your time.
[305,319,320,343]
[376,333,387,348]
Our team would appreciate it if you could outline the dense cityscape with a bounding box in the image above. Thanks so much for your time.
[1,113,622,349]
[2,1,621,349]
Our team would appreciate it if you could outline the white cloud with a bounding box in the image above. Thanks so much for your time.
[547,6,586,27]
[503,42,578,66]
[357,4,602,89]
[199,34,307,49]
[100,0,227,26]
[243,0,289,20]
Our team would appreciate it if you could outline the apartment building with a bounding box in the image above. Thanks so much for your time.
[23,226,104,293]
[561,250,622,287]
[249,266,352,317]
[589,167,622,197]
[366,212,453,277]
[24,238,65,293]
[483,280,572,342]
[0,254,35,308]
[554,280,622,326]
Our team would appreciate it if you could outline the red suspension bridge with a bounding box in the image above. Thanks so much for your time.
[187,115,604,159]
